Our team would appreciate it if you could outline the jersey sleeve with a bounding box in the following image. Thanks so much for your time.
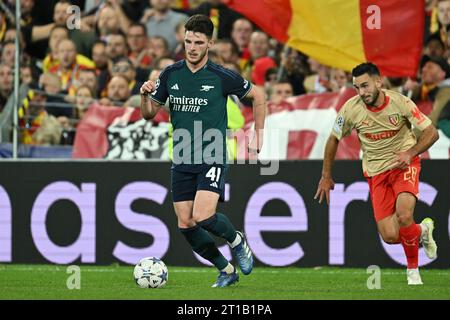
[221,69,252,100]
[149,68,170,105]
[400,96,432,131]
[331,103,354,140]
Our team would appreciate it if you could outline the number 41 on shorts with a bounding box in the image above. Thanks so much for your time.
[206,166,222,182]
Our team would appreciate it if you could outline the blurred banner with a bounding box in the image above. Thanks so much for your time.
[238,88,450,160]
[72,89,450,160]
[226,0,424,77]
[72,104,170,159]
[0,160,448,267]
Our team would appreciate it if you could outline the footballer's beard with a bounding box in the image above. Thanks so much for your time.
[186,49,208,65]
[363,89,380,106]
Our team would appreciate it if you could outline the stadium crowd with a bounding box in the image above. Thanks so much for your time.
[0,0,449,148]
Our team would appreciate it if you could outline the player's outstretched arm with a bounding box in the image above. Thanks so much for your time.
[394,124,439,169]
[246,85,266,154]
[315,134,339,205]
[140,81,162,120]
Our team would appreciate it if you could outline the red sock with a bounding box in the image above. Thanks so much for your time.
[399,223,421,269]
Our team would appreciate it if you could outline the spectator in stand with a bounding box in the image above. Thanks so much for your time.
[241,31,277,86]
[0,41,15,67]
[48,39,95,96]
[99,75,131,106]
[0,63,13,112]
[38,72,74,119]
[141,0,188,53]
[303,57,332,93]
[19,84,47,144]
[43,26,69,73]
[269,80,294,105]
[28,71,71,143]
[435,0,450,45]
[39,72,62,96]
[20,64,35,85]
[403,55,450,128]
[92,40,108,72]
[17,0,56,60]
[263,67,278,97]
[96,5,123,40]
[248,32,270,61]
[329,68,352,92]
[148,36,170,65]
[53,0,97,58]
[3,28,26,49]
[2,27,35,69]
[106,33,129,61]
[74,85,95,120]
[127,23,152,69]
[76,69,99,99]
[91,40,110,96]
[424,32,447,58]
[230,18,253,69]
[101,33,130,96]
[110,57,141,95]
[32,114,63,145]
[217,39,240,65]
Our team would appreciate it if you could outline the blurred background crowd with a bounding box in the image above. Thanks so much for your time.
[0,0,449,148]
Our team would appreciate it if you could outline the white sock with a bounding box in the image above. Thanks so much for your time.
[221,263,235,274]
[230,233,242,248]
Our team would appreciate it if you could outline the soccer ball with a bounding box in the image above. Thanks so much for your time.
[133,257,168,288]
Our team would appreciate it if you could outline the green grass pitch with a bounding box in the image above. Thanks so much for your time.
[1,264,449,300]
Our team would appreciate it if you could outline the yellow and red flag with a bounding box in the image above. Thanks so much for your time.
[226,0,424,77]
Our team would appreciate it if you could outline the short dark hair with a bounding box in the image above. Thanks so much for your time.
[128,22,147,36]
[184,14,214,39]
[93,39,107,48]
[352,62,380,77]
[109,31,127,42]
[215,39,239,56]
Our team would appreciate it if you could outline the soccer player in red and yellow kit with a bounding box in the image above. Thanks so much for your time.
[315,62,439,285]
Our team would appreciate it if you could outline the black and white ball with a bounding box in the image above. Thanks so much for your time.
[134,257,168,288]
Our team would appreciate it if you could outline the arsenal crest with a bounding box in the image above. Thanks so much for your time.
[388,114,400,126]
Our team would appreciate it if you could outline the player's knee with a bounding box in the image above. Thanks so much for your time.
[381,231,399,244]
[177,218,196,229]
[396,212,413,227]
[193,212,214,223]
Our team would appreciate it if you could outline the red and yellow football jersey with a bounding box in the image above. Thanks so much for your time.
[332,89,432,176]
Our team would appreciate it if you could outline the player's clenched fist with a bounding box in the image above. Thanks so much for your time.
[140,81,156,95]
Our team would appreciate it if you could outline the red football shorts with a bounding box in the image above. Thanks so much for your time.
[365,156,421,223]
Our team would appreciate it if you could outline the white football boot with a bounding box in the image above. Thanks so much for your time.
[420,218,437,259]
[407,268,423,285]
